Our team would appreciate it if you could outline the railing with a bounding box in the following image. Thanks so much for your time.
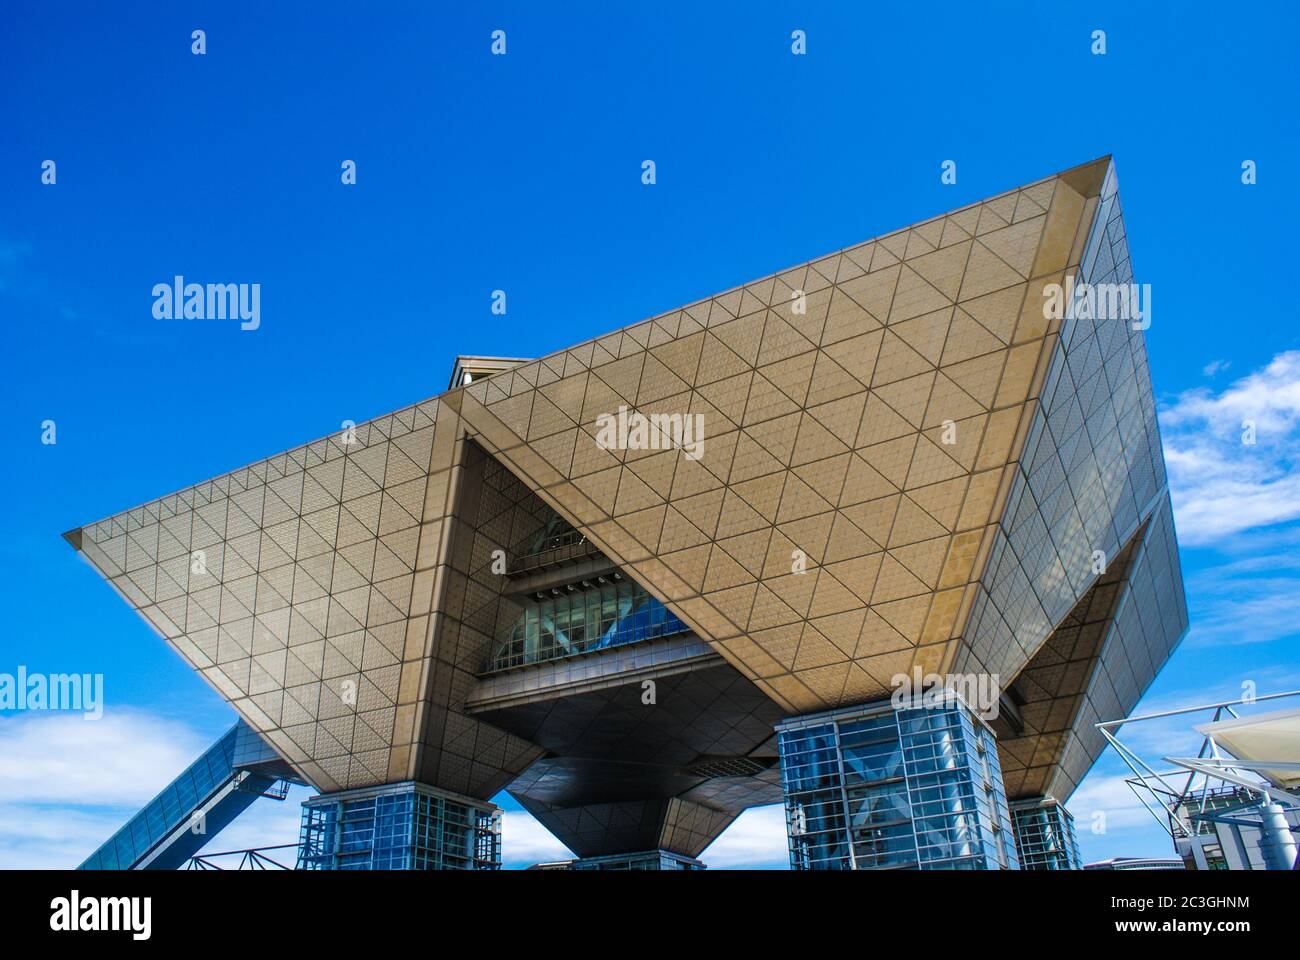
[186,843,299,870]
[485,590,690,673]
[529,526,587,554]
[79,721,288,870]
[510,534,603,577]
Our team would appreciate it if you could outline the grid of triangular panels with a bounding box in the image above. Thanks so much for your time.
[515,795,737,860]
[456,161,1110,715]
[67,156,1190,814]
[1053,495,1184,797]
[991,500,1184,802]
[952,167,1188,798]
[992,526,1144,798]
[407,441,552,798]
[959,169,1169,683]
[75,399,443,791]
[473,641,788,841]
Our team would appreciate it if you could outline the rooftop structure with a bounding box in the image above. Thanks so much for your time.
[1082,857,1185,871]
[1099,690,1300,870]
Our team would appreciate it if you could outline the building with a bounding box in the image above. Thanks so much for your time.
[1083,857,1185,871]
[778,690,1020,869]
[1010,796,1082,870]
[69,156,1188,870]
[1099,693,1300,870]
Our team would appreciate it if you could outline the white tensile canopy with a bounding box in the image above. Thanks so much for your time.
[1195,706,1300,791]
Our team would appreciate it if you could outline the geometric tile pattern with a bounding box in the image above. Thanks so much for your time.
[993,527,1145,799]
[471,649,784,856]
[455,158,1127,716]
[1046,497,1184,800]
[67,156,1188,826]
[473,658,784,777]
[402,437,553,799]
[68,401,444,791]
[514,795,737,860]
[954,162,1188,798]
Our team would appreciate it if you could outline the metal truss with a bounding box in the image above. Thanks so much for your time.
[185,843,300,870]
[1096,689,1300,840]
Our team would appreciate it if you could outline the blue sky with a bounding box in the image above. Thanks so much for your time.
[2,1,1298,869]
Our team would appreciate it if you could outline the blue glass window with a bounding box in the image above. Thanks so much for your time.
[777,697,1019,871]
[488,580,688,672]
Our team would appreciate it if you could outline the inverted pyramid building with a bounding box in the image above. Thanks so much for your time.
[68,156,1188,869]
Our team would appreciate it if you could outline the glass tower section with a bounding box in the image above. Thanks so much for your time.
[777,692,1019,870]
[1010,797,1081,870]
[299,782,500,870]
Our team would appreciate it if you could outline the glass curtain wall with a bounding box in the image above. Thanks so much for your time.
[1010,799,1082,870]
[778,695,1019,870]
[488,580,687,672]
[299,783,501,870]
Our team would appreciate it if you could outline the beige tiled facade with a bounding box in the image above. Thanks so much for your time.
[68,156,1187,831]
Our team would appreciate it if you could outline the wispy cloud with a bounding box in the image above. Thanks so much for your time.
[1183,556,1300,647]
[1160,350,1300,545]
[0,711,303,869]
[1070,675,1300,866]
[1091,675,1300,795]
[699,804,789,869]
[0,710,204,807]
[0,709,790,870]
[501,811,573,867]
[497,805,791,870]
[1068,772,1164,833]
[1168,525,1300,652]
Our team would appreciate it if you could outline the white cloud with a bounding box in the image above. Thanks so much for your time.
[0,804,132,870]
[0,710,205,807]
[1161,350,1300,545]
[496,804,789,870]
[1067,773,1162,833]
[1157,525,1300,652]
[1202,359,1230,378]
[1068,671,1300,866]
[1183,556,1300,647]
[1067,769,1189,862]
[699,804,789,869]
[1094,673,1300,760]
[500,810,573,867]
[0,710,790,870]
[0,710,305,869]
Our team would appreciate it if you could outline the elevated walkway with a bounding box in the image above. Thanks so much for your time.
[79,720,294,870]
